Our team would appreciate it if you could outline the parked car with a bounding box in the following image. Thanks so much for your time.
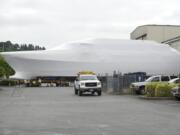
[169,78,180,84]
[171,85,180,100]
[74,71,102,96]
[131,75,172,94]
[169,78,180,100]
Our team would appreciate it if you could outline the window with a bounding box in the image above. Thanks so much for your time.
[176,79,180,83]
[79,75,97,81]
[151,77,160,82]
[161,76,170,81]
[170,76,178,79]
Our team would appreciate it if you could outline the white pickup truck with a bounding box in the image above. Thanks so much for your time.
[131,75,173,94]
[74,72,102,96]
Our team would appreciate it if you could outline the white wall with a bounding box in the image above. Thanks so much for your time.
[147,26,180,43]
[130,26,148,40]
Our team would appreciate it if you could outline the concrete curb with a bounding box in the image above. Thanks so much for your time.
[138,96,174,100]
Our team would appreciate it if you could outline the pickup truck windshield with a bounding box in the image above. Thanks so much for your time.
[80,75,97,80]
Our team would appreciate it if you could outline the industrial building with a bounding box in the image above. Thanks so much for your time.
[130,25,180,51]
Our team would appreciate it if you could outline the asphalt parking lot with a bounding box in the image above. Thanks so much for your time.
[0,87,180,135]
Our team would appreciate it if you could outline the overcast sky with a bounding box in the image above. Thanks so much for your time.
[0,0,180,48]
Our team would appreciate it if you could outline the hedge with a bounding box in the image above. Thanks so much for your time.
[0,79,17,86]
[145,82,159,97]
[145,82,176,97]
[155,83,172,97]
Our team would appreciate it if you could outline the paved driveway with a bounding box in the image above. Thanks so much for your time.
[0,87,180,135]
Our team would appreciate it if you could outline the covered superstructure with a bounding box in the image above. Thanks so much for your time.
[1,38,180,79]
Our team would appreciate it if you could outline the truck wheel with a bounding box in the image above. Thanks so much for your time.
[140,87,145,95]
[175,96,180,100]
[98,91,101,96]
[78,91,82,96]
[135,90,141,95]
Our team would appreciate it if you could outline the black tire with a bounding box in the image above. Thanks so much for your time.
[139,86,145,95]
[175,96,180,100]
[135,91,140,95]
[97,91,102,96]
[78,90,82,96]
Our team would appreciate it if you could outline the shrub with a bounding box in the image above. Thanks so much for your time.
[155,83,172,97]
[169,83,180,89]
[0,79,17,86]
[145,82,173,97]
[0,55,15,78]
[0,66,5,77]
[145,82,159,97]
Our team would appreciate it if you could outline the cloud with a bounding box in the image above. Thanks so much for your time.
[0,0,180,48]
[162,9,180,24]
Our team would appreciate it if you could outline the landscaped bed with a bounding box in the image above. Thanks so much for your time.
[139,82,179,99]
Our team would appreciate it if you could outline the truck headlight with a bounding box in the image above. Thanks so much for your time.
[80,82,85,86]
[97,82,101,86]
[131,84,138,89]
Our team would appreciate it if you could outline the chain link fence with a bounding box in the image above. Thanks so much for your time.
[100,71,147,94]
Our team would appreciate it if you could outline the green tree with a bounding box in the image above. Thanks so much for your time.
[13,43,20,51]
[28,44,35,50]
[0,66,5,78]
[0,55,15,78]
[0,41,46,52]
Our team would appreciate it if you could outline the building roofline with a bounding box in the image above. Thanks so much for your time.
[131,24,180,35]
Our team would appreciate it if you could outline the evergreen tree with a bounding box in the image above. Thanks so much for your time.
[0,41,46,52]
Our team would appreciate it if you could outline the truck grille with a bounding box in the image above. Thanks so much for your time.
[85,82,97,87]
